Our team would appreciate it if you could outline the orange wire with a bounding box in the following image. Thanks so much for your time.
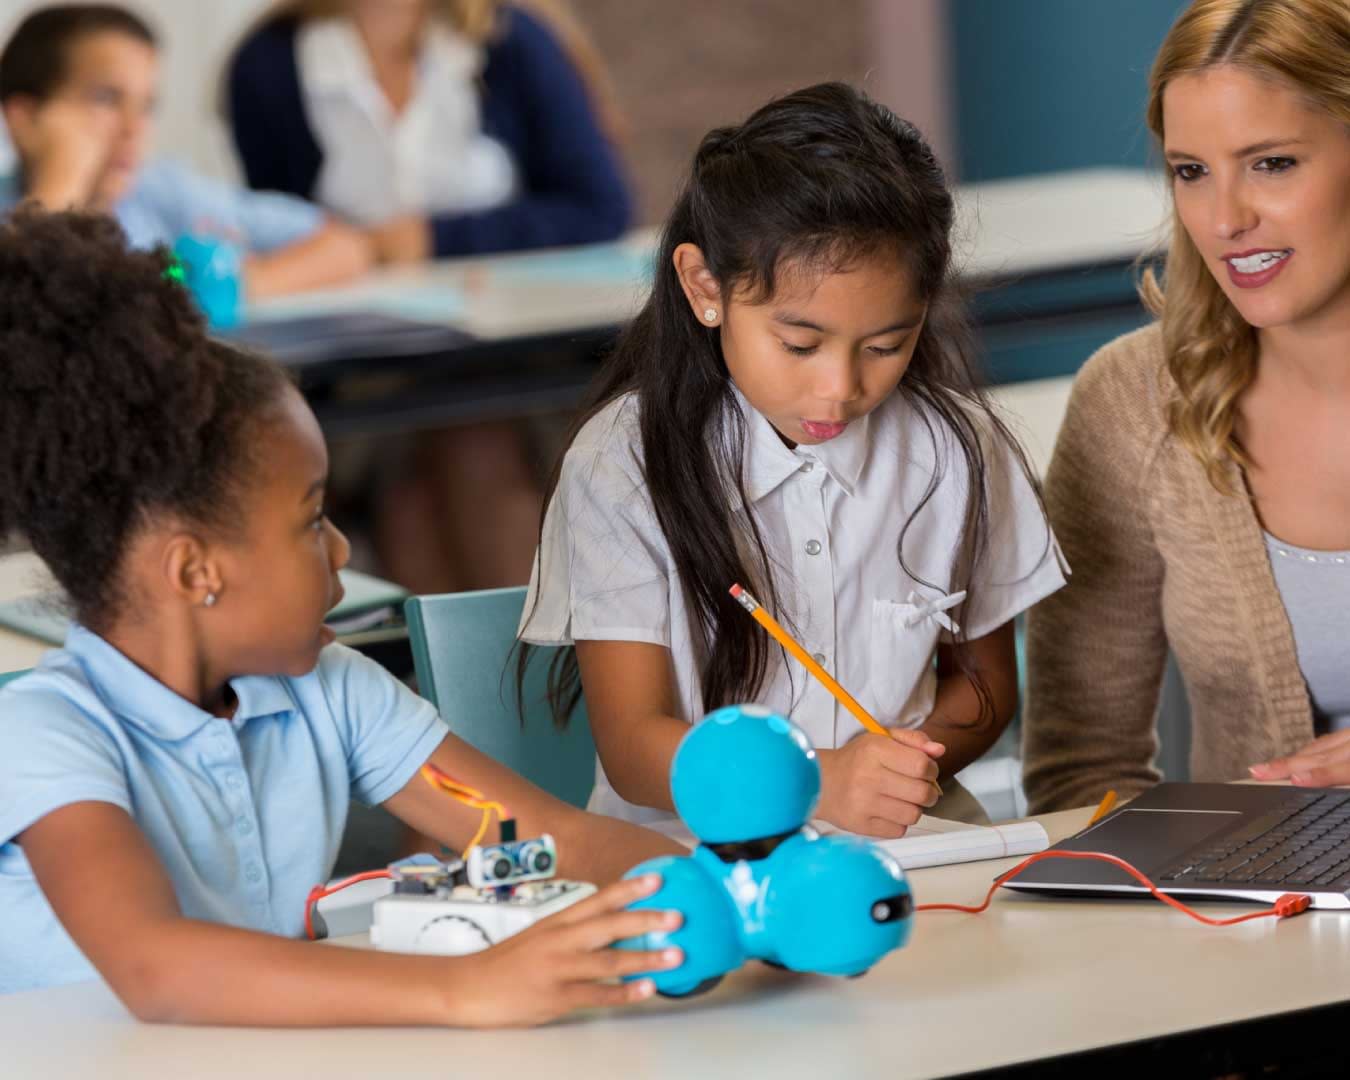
[915,850,1312,926]
[304,869,394,941]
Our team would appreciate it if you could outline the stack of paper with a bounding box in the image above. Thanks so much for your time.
[862,815,1049,870]
[648,815,1048,870]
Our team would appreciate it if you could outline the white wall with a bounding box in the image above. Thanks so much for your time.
[0,0,273,179]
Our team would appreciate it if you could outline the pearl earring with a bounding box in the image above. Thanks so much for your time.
[204,593,217,608]
[703,308,718,323]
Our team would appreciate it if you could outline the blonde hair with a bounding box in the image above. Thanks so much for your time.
[1142,0,1350,491]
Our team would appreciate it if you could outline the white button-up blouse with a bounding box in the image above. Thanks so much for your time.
[522,387,1067,827]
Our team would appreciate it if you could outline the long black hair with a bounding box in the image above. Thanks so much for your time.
[523,82,1037,728]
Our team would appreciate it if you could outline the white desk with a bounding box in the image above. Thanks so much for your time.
[4,804,1347,1079]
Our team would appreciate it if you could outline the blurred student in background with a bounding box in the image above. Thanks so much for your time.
[228,0,630,262]
[0,4,371,300]
[226,0,633,593]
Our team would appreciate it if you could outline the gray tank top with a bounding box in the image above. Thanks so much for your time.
[1265,534,1350,733]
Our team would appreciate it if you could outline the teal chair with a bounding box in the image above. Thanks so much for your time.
[405,588,595,809]
[0,668,29,690]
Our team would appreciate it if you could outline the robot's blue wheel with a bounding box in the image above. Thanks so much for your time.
[656,975,724,999]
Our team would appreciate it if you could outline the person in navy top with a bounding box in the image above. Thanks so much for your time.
[227,2,636,600]
[0,208,683,1022]
[226,0,633,261]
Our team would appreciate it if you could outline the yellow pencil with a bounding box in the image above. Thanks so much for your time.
[729,585,943,800]
[1088,789,1118,824]
[731,583,888,735]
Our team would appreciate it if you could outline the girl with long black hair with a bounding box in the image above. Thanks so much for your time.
[521,83,1066,836]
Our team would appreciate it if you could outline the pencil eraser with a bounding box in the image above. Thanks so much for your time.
[729,584,743,598]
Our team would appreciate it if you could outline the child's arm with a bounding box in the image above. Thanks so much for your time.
[242,220,373,300]
[21,801,680,1027]
[921,620,1020,778]
[577,640,948,840]
[572,640,692,814]
[383,727,687,881]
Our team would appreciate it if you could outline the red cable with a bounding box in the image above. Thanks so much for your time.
[304,870,395,941]
[915,849,1313,926]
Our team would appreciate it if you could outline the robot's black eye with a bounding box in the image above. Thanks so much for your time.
[532,850,553,873]
[492,857,514,880]
[870,893,912,923]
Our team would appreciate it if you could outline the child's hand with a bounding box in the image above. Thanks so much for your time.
[815,730,945,838]
[12,99,117,209]
[445,873,684,1028]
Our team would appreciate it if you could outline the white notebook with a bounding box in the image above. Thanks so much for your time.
[836,815,1049,870]
[649,815,1048,870]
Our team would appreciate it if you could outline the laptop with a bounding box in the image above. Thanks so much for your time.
[1003,782,1350,910]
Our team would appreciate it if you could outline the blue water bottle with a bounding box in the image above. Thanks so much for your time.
[172,234,242,330]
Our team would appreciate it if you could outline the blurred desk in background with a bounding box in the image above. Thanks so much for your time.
[241,167,1165,439]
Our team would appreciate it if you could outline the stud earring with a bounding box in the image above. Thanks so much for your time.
[703,308,718,323]
[204,593,217,608]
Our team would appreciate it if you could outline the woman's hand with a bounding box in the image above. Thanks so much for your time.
[815,730,945,838]
[443,873,684,1028]
[1250,730,1350,787]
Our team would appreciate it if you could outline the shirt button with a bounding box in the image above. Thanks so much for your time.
[245,864,262,884]
[805,539,822,556]
[800,460,815,473]
[237,818,254,836]
[812,652,827,666]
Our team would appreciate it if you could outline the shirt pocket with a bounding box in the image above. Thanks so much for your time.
[869,589,966,727]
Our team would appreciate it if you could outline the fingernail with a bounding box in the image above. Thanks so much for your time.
[662,948,683,966]
[1292,772,1310,784]
[662,910,682,929]
[634,979,655,998]
[640,873,662,890]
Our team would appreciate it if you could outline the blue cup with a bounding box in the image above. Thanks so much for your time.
[172,234,242,330]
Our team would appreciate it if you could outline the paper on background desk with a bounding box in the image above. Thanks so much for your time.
[648,815,1048,870]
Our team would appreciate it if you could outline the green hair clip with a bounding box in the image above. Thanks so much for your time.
[163,254,186,285]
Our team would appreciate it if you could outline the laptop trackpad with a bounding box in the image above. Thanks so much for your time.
[1019,809,1240,886]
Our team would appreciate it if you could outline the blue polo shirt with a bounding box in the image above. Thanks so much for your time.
[0,627,447,994]
[0,158,324,253]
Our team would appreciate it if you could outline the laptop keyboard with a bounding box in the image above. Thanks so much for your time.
[1158,790,1350,891]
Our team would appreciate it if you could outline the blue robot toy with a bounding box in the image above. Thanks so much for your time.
[618,704,914,997]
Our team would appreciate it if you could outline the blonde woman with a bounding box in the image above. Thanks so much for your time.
[226,0,631,593]
[226,0,629,262]
[1023,0,1350,811]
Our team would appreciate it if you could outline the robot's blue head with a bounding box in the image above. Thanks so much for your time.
[670,705,821,844]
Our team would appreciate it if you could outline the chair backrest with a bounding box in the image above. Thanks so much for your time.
[405,588,595,809]
[0,668,30,690]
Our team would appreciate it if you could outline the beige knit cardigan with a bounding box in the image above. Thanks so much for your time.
[1022,322,1315,813]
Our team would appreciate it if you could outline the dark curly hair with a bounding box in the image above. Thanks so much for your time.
[0,207,292,631]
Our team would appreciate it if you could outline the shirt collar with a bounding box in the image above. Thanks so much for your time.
[64,625,296,742]
[732,384,872,504]
[298,18,480,99]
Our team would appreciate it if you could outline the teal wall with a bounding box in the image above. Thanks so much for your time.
[950,0,1186,181]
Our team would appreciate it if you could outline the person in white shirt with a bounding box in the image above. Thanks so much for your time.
[520,83,1068,837]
